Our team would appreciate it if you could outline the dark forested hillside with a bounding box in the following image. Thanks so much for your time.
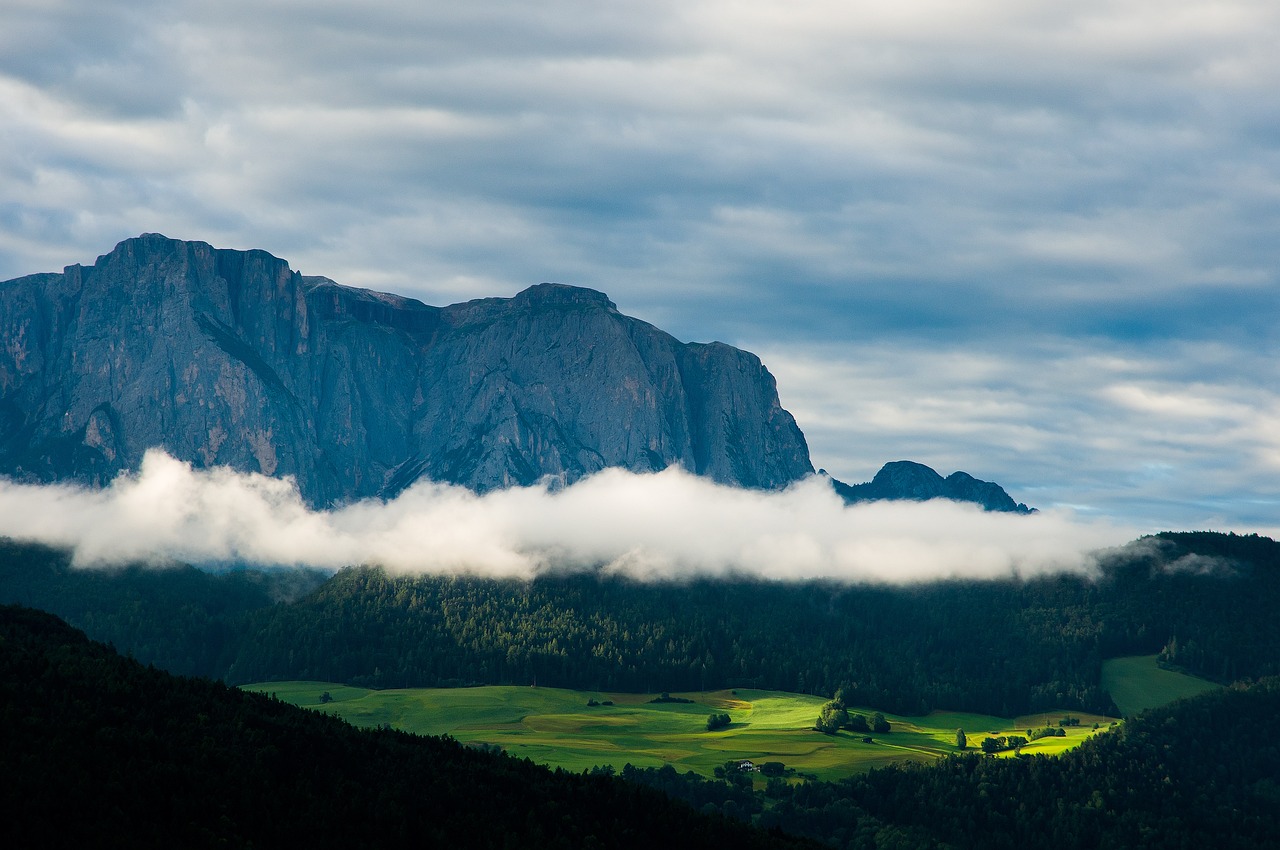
[0,539,323,677]
[207,531,1280,716]
[3,531,1278,717]
[225,567,1118,715]
[0,605,811,850]
[9,602,1274,850]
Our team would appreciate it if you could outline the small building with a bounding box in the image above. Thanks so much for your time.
[737,760,759,772]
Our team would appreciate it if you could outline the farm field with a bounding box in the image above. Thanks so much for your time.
[1100,654,1219,717]
[242,682,1115,780]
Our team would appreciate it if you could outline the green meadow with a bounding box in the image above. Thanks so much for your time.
[1100,654,1219,717]
[243,682,1115,780]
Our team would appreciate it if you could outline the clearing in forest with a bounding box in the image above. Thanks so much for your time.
[243,682,1114,780]
[1100,655,1219,717]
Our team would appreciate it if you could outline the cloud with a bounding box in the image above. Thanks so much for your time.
[2,0,1278,341]
[0,449,1135,582]
[1,0,1277,534]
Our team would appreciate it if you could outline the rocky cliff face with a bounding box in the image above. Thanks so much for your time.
[0,235,813,504]
[830,461,1032,513]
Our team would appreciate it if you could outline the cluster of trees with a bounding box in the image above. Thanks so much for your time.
[980,735,1028,753]
[3,531,1279,718]
[815,692,890,735]
[1030,726,1068,740]
[814,700,850,733]
[970,721,1079,754]
[706,712,732,731]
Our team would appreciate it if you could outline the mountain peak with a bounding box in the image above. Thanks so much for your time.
[831,461,1032,513]
[871,460,945,492]
[513,282,617,311]
[110,233,205,256]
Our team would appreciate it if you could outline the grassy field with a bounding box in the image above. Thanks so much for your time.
[1100,655,1219,716]
[243,682,1114,781]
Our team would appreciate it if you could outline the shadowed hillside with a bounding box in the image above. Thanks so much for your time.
[0,605,811,849]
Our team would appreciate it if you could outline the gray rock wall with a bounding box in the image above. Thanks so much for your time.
[0,235,813,505]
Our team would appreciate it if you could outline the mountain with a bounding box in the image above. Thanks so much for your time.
[830,460,1033,513]
[0,234,812,505]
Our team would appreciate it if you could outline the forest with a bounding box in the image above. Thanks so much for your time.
[2,531,1277,717]
[5,602,1277,848]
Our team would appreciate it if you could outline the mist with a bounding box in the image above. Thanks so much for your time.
[0,449,1139,582]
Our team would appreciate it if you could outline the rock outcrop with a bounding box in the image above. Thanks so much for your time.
[830,461,1033,513]
[0,235,813,504]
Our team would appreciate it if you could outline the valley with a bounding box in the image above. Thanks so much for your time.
[0,530,1268,847]
[246,674,1219,779]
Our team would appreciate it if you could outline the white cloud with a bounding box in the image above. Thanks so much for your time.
[3,0,1277,312]
[0,449,1135,581]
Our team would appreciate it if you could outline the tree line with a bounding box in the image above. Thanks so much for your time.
[2,531,1278,717]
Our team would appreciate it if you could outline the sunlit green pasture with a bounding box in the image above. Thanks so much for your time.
[1101,654,1219,717]
[242,682,1114,780]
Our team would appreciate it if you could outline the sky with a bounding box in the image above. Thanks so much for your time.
[1,0,1277,536]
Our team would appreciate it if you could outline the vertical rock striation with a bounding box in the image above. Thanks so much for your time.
[0,234,813,504]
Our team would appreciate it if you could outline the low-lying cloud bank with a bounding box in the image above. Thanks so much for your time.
[0,450,1139,582]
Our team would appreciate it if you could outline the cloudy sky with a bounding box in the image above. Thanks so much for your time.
[1,0,1277,535]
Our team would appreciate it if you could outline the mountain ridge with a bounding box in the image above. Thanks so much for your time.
[0,234,813,505]
[1,234,1031,513]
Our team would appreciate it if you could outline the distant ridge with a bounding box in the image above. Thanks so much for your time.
[829,460,1033,513]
